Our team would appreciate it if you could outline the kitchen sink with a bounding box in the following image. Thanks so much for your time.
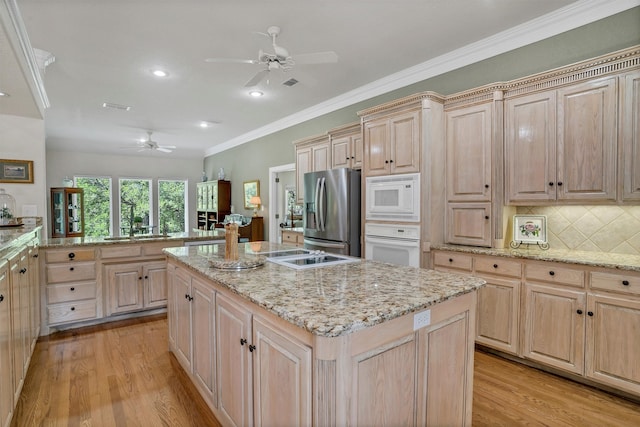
[103,234,169,241]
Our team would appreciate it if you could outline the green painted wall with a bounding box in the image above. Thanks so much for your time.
[204,7,640,238]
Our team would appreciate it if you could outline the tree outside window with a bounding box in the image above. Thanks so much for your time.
[120,178,151,235]
[75,176,112,237]
[159,179,187,233]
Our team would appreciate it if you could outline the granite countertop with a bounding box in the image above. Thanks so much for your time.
[0,224,42,255]
[431,244,640,273]
[41,229,226,248]
[281,227,304,233]
[164,242,486,338]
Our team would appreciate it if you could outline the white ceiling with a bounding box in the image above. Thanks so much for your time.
[3,0,636,158]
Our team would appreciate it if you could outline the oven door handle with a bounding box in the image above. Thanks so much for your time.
[364,236,420,247]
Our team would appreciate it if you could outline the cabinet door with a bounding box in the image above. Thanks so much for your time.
[216,293,253,427]
[557,77,617,201]
[389,110,420,174]
[475,276,520,355]
[0,261,12,427]
[295,146,312,203]
[143,261,168,309]
[105,263,143,315]
[28,244,39,351]
[505,91,557,203]
[352,133,363,169]
[446,103,492,202]
[586,293,640,396]
[312,142,330,172]
[446,202,492,247]
[196,183,205,211]
[622,70,640,201]
[522,283,585,374]
[331,135,351,169]
[173,268,192,371]
[192,277,217,409]
[8,252,25,405]
[363,118,390,176]
[252,317,312,427]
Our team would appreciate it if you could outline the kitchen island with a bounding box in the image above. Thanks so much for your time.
[164,242,485,426]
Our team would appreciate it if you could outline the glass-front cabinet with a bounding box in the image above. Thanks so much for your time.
[50,187,85,237]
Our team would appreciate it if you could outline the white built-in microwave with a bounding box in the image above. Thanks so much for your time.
[365,173,420,222]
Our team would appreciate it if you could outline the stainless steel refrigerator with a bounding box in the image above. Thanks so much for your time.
[303,168,361,256]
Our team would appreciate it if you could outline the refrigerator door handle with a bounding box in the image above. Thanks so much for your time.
[314,177,322,231]
[319,177,326,231]
[303,239,347,249]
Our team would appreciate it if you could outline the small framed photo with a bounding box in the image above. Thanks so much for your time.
[0,159,33,184]
[243,180,260,209]
[513,215,547,244]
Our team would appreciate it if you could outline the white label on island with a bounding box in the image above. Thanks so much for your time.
[413,309,431,330]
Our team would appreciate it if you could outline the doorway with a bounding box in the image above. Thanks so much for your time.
[268,163,295,243]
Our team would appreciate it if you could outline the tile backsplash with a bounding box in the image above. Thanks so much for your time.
[516,206,640,255]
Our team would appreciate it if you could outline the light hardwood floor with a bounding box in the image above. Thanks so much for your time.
[12,315,640,426]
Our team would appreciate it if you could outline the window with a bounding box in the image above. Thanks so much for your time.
[74,176,112,237]
[158,179,187,233]
[120,178,151,235]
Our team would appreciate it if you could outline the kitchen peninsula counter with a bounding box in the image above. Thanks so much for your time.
[164,242,485,426]
[41,228,225,248]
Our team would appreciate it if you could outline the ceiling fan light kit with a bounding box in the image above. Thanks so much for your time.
[121,131,176,153]
[205,25,338,88]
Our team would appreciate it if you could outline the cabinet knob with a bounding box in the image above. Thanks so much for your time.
[493,264,498,269]
[33,254,38,258]
[385,160,389,164]
[577,309,583,315]
[70,306,75,311]
[549,271,555,276]
[0,294,4,302]
[622,280,630,286]
[139,277,142,280]
[68,252,75,259]
[548,182,554,186]
[249,344,256,352]
[485,216,490,220]
[557,182,563,186]
[184,294,189,300]
[587,311,594,317]
[389,159,394,163]
[20,268,27,274]
[70,287,75,291]
[240,338,247,346]
[484,184,489,188]
[144,275,148,279]
[351,156,355,159]
[346,157,350,161]
[69,267,74,271]
[448,258,453,263]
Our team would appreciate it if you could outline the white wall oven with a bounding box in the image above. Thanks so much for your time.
[365,173,420,222]
[364,223,420,268]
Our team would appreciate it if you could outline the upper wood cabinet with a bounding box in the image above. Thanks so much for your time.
[329,122,362,170]
[621,70,640,201]
[505,76,618,204]
[362,109,421,177]
[293,134,330,204]
[446,103,492,202]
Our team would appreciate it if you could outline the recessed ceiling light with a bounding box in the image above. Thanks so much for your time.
[0,91,10,97]
[199,121,218,128]
[102,102,131,111]
[152,69,169,77]
[249,90,263,97]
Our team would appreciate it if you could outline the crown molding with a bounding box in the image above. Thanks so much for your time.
[205,0,639,156]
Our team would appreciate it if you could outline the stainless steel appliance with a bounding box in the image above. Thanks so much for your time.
[365,172,420,222]
[364,223,420,267]
[303,168,361,256]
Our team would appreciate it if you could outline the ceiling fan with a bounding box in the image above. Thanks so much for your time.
[205,25,338,87]
[122,131,176,153]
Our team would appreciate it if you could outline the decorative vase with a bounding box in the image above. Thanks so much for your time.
[62,176,74,187]
[0,188,16,225]
[218,167,225,180]
[201,171,208,182]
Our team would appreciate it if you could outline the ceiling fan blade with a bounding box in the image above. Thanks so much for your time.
[159,145,177,150]
[156,147,173,153]
[294,51,338,65]
[244,69,269,87]
[205,57,258,64]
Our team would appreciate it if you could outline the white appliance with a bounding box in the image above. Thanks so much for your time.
[364,223,421,267]
[365,173,420,222]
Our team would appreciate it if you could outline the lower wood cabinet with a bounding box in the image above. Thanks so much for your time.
[105,260,168,315]
[0,260,12,427]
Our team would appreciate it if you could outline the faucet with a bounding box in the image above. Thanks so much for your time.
[122,200,136,237]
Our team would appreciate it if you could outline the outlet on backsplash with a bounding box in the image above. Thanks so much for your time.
[516,206,640,255]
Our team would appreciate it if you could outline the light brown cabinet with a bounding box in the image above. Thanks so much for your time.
[105,260,167,315]
[329,122,362,170]
[0,260,10,427]
[281,229,303,246]
[197,180,231,230]
[294,134,330,204]
[505,77,618,203]
[363,109,421,177]
[621,70,640,201]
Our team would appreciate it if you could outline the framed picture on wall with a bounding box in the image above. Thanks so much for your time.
[0,159,33,184]
[513,215,547,244]
[243,180,260,209]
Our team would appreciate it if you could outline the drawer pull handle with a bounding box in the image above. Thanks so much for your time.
[69,267,74,271]
[493,264,498,269]
[622,280,630,286]
[68,252,75,259]
[70,287,75,291]
[549,271,555,276]
[587,311,594,317]
[577,309,583,315]
[70,306,75,311]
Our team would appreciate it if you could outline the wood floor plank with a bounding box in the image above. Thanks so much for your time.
[12,315,640,426]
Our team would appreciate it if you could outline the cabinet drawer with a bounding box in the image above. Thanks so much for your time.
[282,232,301,245]
[143,241,181,256]
[45,248,95,263]
[590,271,640,296]
[101,245,142,259]
[47,281,96,304]
[433,252,473,272]
[525,263,585,288]
[474,257,522,278]
[46,262,97,284]
[48,300,97,325]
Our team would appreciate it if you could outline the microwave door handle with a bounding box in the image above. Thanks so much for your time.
[314,177,322,230]
[319,177,326,231]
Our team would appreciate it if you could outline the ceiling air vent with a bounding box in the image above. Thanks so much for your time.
[102,102,132,111]
[282,78,299,87]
